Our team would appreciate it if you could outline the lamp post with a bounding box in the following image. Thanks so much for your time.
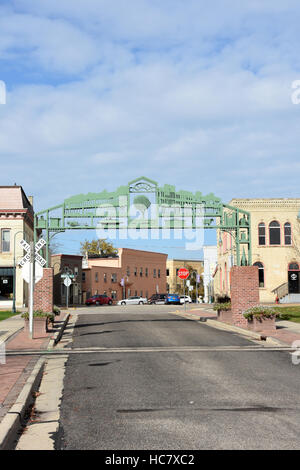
[12,231,24,313]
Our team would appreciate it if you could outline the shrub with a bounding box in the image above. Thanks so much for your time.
[21,310,55,323]
[213,302,231,311]
[243,306,279,321]
[53,305,61,316]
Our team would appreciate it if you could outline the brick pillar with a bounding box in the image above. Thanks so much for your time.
[230,266,259,327]
[34,268,54,313]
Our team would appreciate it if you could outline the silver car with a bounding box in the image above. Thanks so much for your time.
[118,296,147,306]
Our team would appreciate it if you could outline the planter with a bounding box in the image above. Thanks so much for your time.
[217,309,232,324]
[24,317,48,334]
[247,316,276,334]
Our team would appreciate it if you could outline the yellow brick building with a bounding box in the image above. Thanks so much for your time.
[214,198,300,303]
[167,259,203,297]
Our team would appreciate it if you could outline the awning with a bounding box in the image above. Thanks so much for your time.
[0,268,13,276]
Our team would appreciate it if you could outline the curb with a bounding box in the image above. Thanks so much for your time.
[0,357,45,450]
[0,326,24,346]
[172,310,285,347]
[48,313,70,350]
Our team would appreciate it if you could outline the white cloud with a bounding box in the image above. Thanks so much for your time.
[0,0,300,212]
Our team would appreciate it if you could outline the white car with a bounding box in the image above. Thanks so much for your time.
[180,295,192,304]
[118,296,147,306]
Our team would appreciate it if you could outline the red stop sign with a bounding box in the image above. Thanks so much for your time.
[178,268,190,280]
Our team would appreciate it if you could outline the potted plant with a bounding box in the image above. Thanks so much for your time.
[22,310,55,334]
[243,306,278,333]
[213,295,232,323]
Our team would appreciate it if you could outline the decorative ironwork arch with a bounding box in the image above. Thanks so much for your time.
[34,176,252,267]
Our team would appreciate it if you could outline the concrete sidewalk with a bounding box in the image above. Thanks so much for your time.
[0,312,66,429]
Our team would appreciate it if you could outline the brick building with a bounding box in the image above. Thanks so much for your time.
[82,248,167,302]
[0,186,35,309]
[214,198,300,303]
[51,254,83,306]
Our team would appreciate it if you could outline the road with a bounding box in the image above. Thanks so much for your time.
[56,305,300,450]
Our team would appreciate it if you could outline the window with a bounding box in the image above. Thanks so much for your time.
[166,269,170,276]
[145,268,148,277]
[258,223,266,246]
[82,272,86,282]
[111,290,117,300]
[135,290,137,296]
[127,266,130,276]
[1,230,10,252]
[95,272,98,282]
[111,273,117,283]
[153,268,157,278]
[134,267,137,277]
[104,273,107,283]
[284,223,292,245]
[140,290,143,297]
[158,269,161,278]
[289,262,299,271]
[269,221,281,245]
[254,262,264,288]
[140,267,143,277]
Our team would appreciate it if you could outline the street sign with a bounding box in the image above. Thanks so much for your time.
[178,268,189,280]
[64,277,72,287]
[61,274,75,279]
[196,274,201,283]
[19,238,46,283]
[21,261,43,284]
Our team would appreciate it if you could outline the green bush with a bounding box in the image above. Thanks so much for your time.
[53,305,61,316]
[21,310,55,323]
[243,306,279,321]
[213,302,231,311]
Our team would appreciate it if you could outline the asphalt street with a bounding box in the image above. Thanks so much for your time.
[57,305,300,450]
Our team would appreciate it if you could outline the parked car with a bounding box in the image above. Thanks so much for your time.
[148,294,167,304]
[180,295,192,304]
[117,296,147,306]
[165,293,181,304]
[86,294,113,306]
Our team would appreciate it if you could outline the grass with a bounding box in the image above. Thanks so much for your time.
[0,311,20,322]
[274,306,300,323]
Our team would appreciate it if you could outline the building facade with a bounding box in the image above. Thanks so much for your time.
[166,259,204,298]
[82,248,167,301]
[214,198,300,303]
[0,186,35,309]
[51,254,83,306]
[203,246,217,303]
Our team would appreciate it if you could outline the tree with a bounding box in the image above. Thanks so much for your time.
[80,239,118,257]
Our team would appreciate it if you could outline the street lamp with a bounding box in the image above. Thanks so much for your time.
[12,231,25,313]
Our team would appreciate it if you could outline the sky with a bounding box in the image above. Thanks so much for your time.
[1,0,300,258]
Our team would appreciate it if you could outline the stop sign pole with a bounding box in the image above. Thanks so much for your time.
[178,268,190,312]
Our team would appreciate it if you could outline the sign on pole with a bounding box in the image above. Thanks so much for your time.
[178,268,189,280]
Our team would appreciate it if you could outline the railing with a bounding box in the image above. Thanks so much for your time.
[271,282,289,299]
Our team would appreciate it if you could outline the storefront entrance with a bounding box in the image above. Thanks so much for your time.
[288,263,300,294]
[0,268,13,301]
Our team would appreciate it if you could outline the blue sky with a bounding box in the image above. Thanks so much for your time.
[1,1,300,258]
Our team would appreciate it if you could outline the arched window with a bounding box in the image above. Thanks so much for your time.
[284,223,292,245]
[253,262,264,288]
[258,223,266,245]
[269,221,281,245]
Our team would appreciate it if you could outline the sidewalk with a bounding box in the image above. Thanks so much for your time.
[0,312,66,425]
[185,306,300,347]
